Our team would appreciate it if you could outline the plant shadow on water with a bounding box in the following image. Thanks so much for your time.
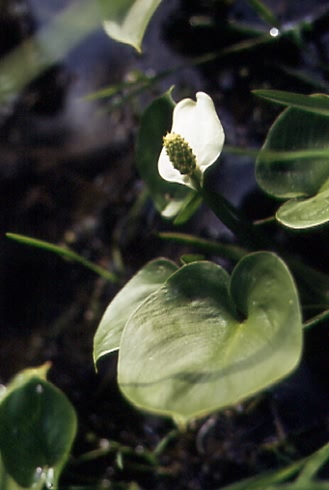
[1,0,329,488]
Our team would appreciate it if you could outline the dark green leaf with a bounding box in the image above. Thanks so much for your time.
[0,365,77,489]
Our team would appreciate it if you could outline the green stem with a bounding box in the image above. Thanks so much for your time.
[153,429,179,457]
[200,187,271,250]
[303,309,329,329]
[157,231,247,262]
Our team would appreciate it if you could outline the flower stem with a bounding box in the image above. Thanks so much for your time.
[200,187,271,250]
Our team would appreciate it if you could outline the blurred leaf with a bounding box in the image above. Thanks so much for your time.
[0,452,46,490]
[246,0,280,27]
[6,233,118,282]
[0,0,100,105]
[222,440,329,489]
[0,364,77,489]
[136,89,199,222]
[256,96,329,228]
[118,253,302,423]
[286,257,329,308]
[94,258,178,363]
[173,192,202,225]
[254,90,329,116]
[99,0,162,52]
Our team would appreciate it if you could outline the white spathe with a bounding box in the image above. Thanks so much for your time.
[158,92,225,190]
[102,0,162,52]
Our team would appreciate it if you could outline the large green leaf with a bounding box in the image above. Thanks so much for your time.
[136,89,199,222]
[99,0,162,52]
[256,96,329,228]
[0,365,77,489]
[118,253,302,423]
[94,258,178,364]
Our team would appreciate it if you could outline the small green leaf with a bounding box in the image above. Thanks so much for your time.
[254,90,329,116]
[276,186,329,229]
[136,89,198,222]
[99,0,162,52]
[256,97,329,228]
[0,365,77,489]
[118,253,302,423]
[94,258,178,364]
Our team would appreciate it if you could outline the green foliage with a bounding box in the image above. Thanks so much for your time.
[6,233,118,283]
[222,439,329,489]
[246,0,280,27]
[94,258,178,363]
[254,90,329,116]
[0,0,100,105]
[95,253,302,424]
[5,0,329,488]
[256,95,329,228]
[0,364,77,489]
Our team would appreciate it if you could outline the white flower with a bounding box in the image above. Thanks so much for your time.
[158,92,225,190]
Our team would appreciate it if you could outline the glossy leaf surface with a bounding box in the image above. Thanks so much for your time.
[94,258,178,363]
[99,0,162,52]
[118,253,302,423]
[0,365,77,489]
[256,96,329,228]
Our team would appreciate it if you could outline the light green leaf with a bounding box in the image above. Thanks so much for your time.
[118,253,302,423]
[136,89,198,222]
[94,258,178,364]
[254,90,329,116]
[99,0,162,52]
[0,364,77,489]
[256,97,329,228]
[276,186,329,229]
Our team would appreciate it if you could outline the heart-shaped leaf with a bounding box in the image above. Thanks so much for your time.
[118,253,302,423]
[99,0,162,52]
[256,95,329,228]
[0,364,77,489]
[94,258,178,364]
